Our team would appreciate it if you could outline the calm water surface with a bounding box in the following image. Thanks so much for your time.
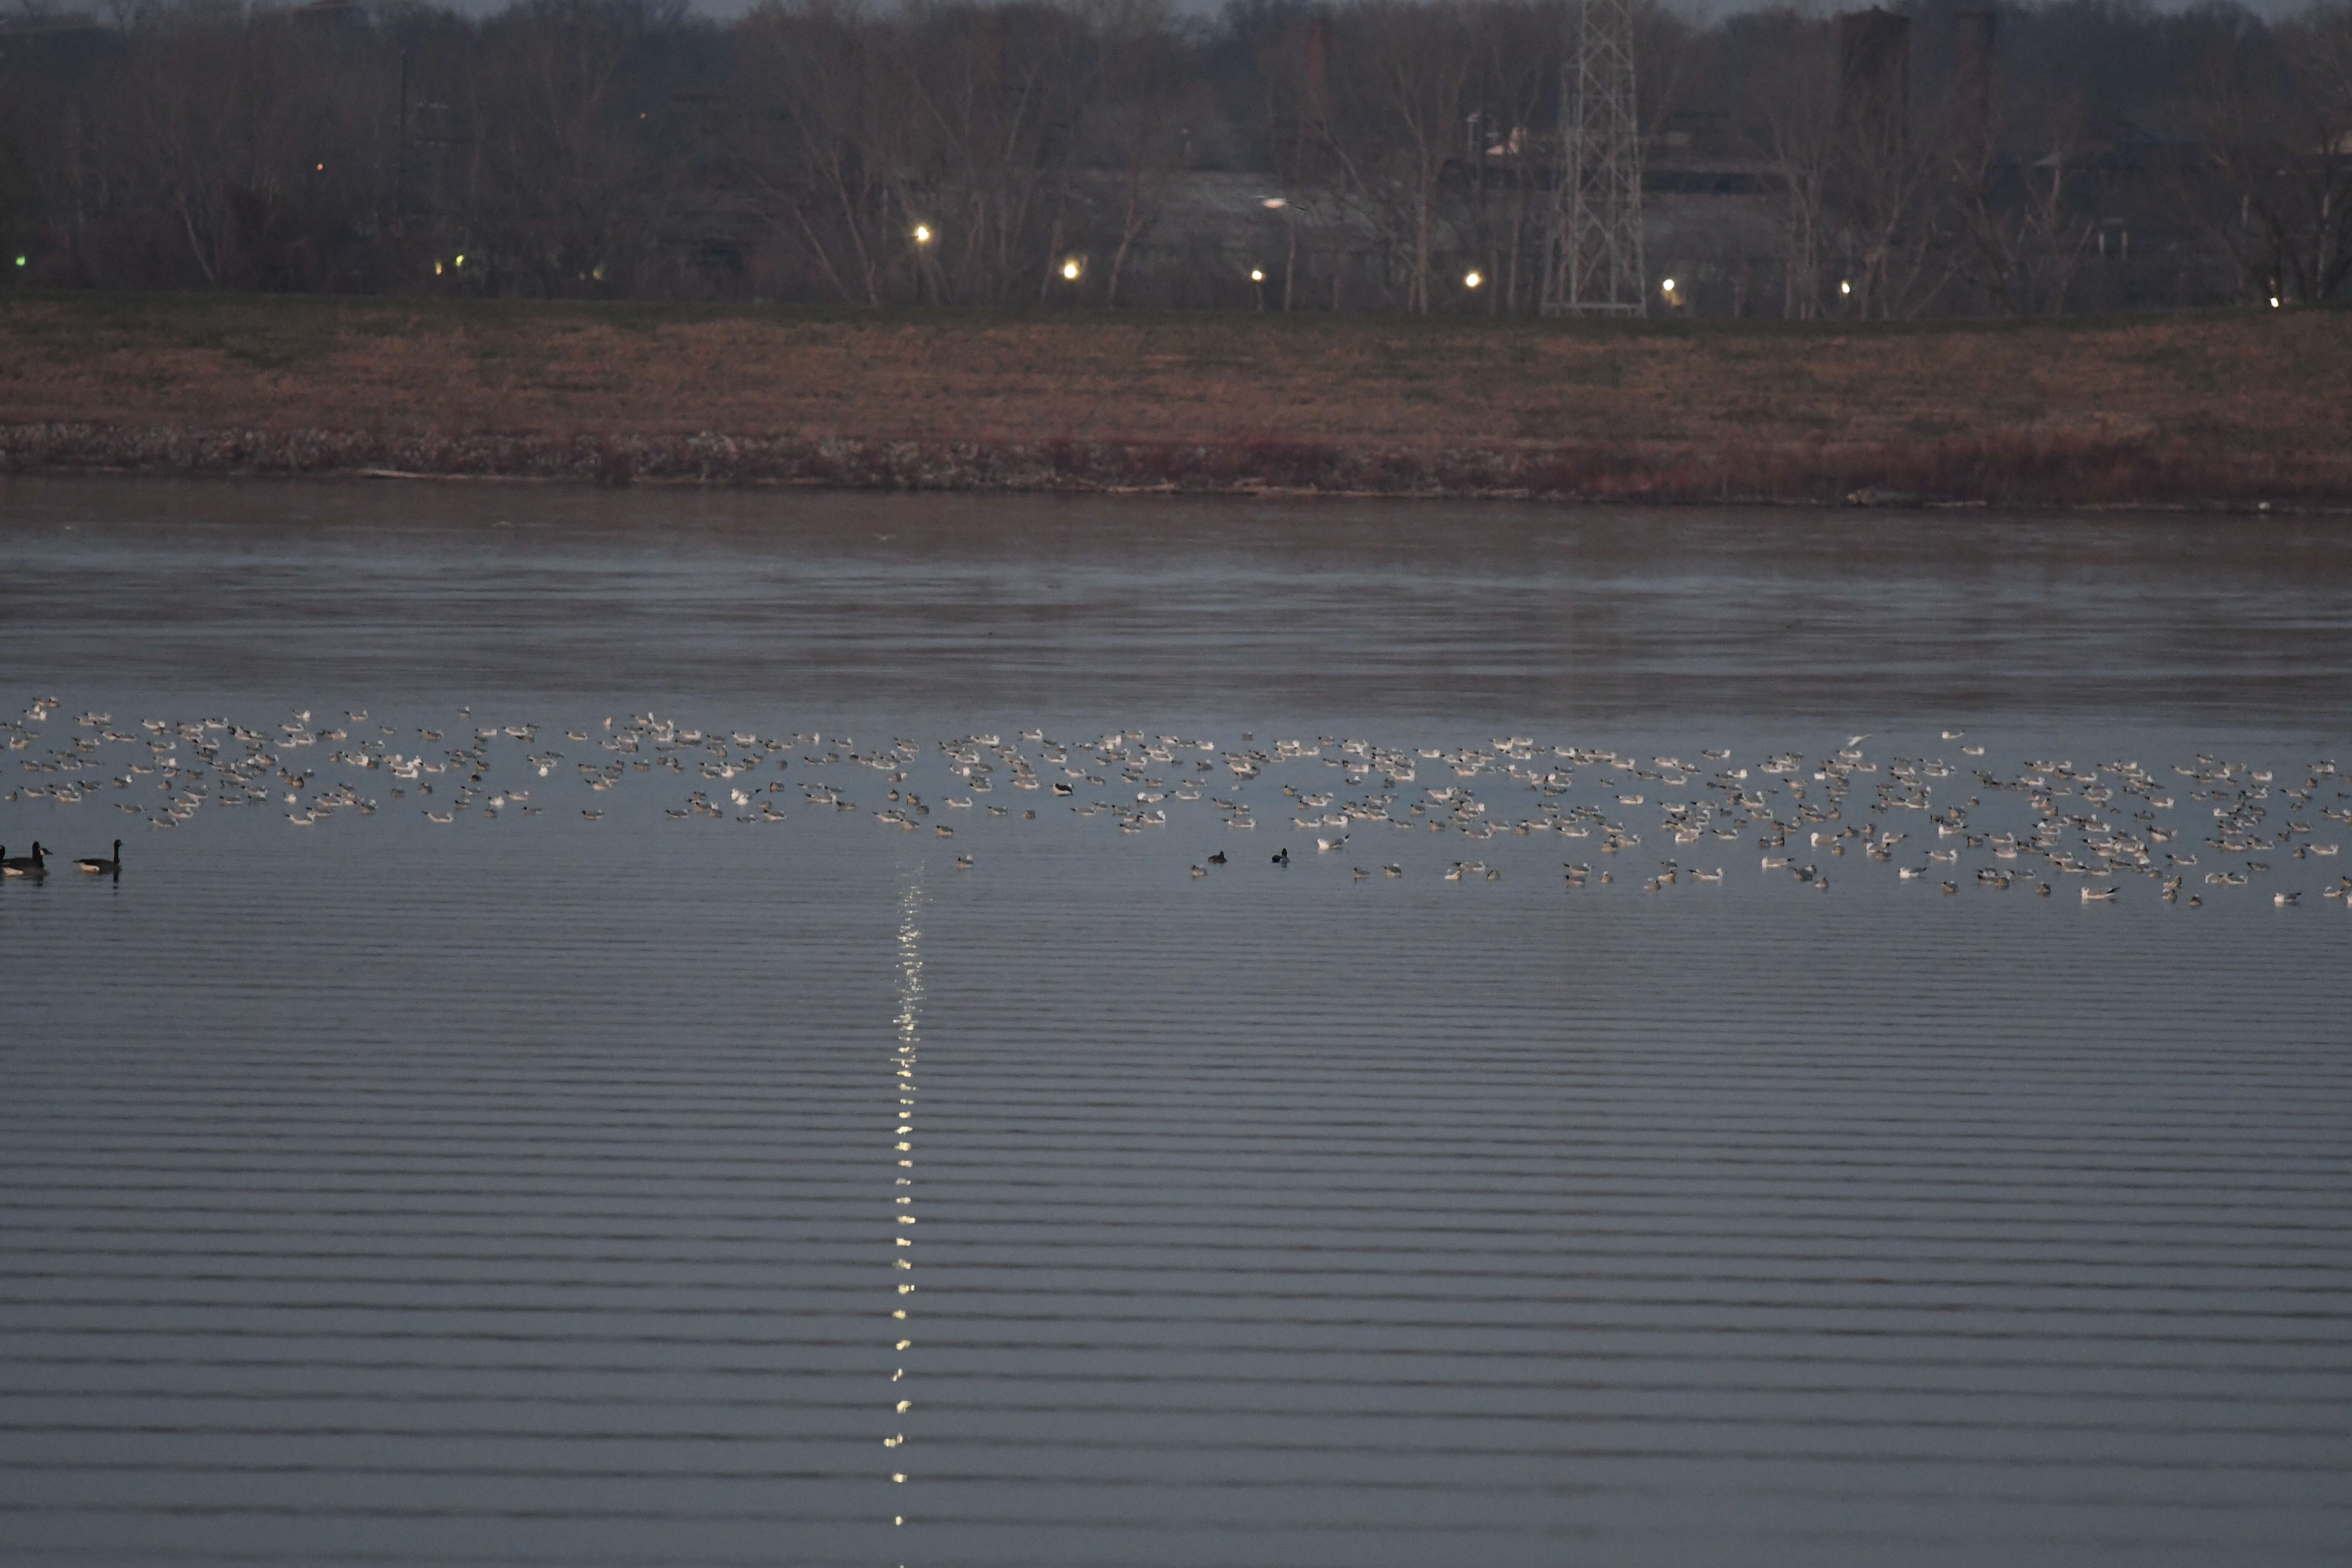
[2,478,2347,1567]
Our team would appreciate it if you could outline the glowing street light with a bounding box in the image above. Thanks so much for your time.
[1839,279,1852,296]
[1249,268,1265,283]
[1060,258,1082,282]
[912,224,933,245]
[1464,271,1483,289]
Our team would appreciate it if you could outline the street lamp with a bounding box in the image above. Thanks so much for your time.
[912,224,933,245]
[1464,271,1483,289]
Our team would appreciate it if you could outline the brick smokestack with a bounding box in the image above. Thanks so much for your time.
[1837,7,1911,152]
[1953,8,1998,154]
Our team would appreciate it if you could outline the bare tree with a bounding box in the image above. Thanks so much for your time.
[1081,0,1190,306]
[1746,15,1836,319]
[1321,1,1480,313]
[456,0,681,298]
[2184,5,2352,305]
[1951,99,2096,317]
[734,1,900,306]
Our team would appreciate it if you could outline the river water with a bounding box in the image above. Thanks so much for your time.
[2,478,2347,1568]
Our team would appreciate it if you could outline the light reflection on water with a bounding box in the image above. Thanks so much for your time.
[0,479,2347,1568]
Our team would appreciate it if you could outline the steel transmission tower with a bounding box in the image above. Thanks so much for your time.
[1546,0,1646,316]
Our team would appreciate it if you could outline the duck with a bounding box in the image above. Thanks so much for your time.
[1,844,46,877]
[1208,852,1226,865]
[1270,847,1290,866]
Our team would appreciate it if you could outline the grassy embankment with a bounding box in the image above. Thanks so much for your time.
[3,292,2349,507]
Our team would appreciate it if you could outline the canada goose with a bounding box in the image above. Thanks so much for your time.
[1,844,46,876]
[76,841,122,874]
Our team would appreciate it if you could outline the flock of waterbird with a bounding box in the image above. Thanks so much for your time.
[5,695,2348,909]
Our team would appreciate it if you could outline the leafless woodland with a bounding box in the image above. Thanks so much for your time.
[0,0,2347,316]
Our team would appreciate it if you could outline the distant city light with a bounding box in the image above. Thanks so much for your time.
[1839,280,1852,296]
[1661,276,1675,293]
[912,224,932,244]
[315,162,324,172]
[1060,259,1082,281]
[2270,295,2281,308]
[455,254,466,267]
[433,261,443,276]
[12,256,23,268]
[1250,268,1265,283]
[1260,198,1287,210]
[1464,271,1483,289]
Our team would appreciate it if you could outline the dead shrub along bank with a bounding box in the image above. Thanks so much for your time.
[5,422,2343,509]
[5,297,2347,508]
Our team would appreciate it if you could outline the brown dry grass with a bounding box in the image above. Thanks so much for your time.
[4,293,2349,504]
